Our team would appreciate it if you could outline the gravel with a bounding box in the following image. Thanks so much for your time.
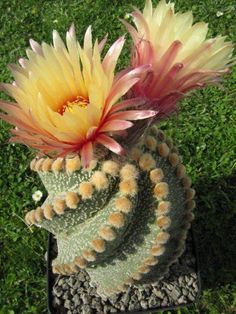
[49,231,200,313]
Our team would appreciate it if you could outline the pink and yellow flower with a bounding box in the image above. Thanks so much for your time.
[0,25,155,166]
[124,0,234,120]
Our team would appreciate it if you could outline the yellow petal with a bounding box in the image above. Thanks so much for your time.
[143,0,153,20]
[175,12,193,37]
[78,43,92,88]
[66,27,87,97]
[202,44,234,69]
[84,26,93,61]
[181,22,208,47]
[53,30,67,51]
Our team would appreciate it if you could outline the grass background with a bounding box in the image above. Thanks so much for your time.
[0,0,235,313]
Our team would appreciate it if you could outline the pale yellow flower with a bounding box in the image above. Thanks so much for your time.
[123,0,234,120]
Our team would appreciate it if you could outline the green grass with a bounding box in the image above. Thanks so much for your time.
[0,0,235,313]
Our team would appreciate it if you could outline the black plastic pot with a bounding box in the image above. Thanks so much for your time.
[47,227,201,314]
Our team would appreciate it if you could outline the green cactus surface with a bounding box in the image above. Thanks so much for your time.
[25,127,195,297]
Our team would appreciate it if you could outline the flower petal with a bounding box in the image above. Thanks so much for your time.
[109,97,145,114]
[100,119,133,132]
[81,141,93,167]
[103,36,125,76]
[53,30,66,51]
[83,26,93,61]
[131,10,150,40]
[96,134,124,155]
[121,19,140,45]
[110,110,157,121]
[105,64,150,112]
[29,39,43,56]
[98,33,108,52]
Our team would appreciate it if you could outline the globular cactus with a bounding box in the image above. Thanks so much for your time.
[25,126,195,297]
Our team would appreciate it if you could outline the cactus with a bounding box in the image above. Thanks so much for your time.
[25,126,195,297]
[0,0,232,302]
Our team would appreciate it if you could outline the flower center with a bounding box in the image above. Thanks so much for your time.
[58,95,89,115]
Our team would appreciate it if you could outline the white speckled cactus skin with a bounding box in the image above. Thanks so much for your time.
[25,127,195,297]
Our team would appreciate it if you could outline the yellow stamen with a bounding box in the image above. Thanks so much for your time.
[58,95,89,115]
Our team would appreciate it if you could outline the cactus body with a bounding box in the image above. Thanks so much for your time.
[25,127,195,296]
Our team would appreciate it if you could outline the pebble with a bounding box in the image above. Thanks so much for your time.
[68,277,76,287]
[169,286,181,300]
[185,275,190,283]
[95,305,103,312]
[62,291,70,300]
[104,305,113,313]
[81,304,92,314]
[120,304,125,311]
[91,298,98,308]
[109,294,119,305]
[53,286,63,298]
[64,299,71,309]
[165,283,174,291]
[193,282,199,292]
[144,287,152,296]
[182,288,188,296]
[77,272,86,282]
[161,298,168,307]
[153,288,164,299]
[110,306,117,313]
[130,294,138,303]
[121,292,130,307]
[148,295,157,308]
[114,302,125,311]
[136,289,146,301]
[191,272,197,279]
[81,293,90,305]
[188,277,194,286]
[87,286,96,296]
[73,280,82,289]
[52,296,61,306]
[140,300,148,309]
[83,281,89,289]
[58,278,65,286]
[77,287,85,294]
[188,293,196,302]
[70,288,76,296]
[128,302,140,311]
[178,276,184,285]
[178,296,187,303]
[73,294,81,306]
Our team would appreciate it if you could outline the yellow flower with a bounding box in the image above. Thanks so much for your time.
[0,25,155,166]
[123,0,234,120]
